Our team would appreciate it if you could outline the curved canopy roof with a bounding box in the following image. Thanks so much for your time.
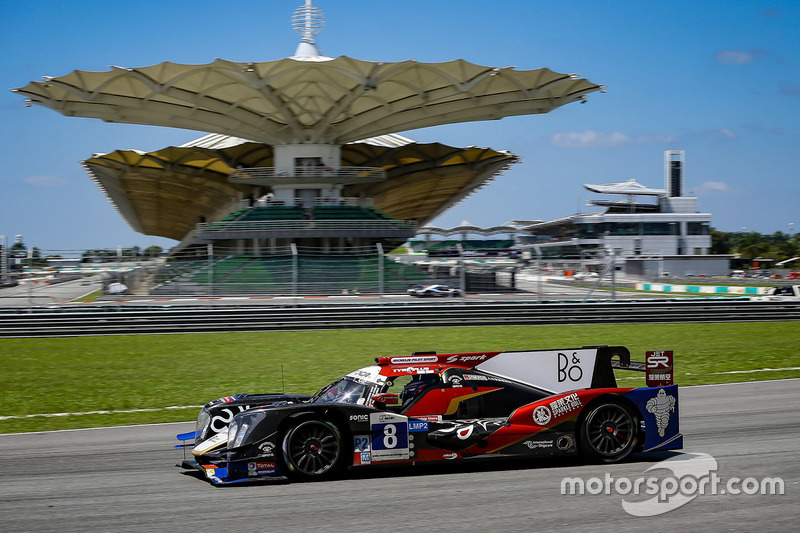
[15,57,602,145]
[82,139,518,241]
[583,178,666,196]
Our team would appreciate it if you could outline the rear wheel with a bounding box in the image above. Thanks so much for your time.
[578,401,638,463]
[282,419,343,479]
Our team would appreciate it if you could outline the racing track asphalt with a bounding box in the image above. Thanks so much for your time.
[0,379,797,533]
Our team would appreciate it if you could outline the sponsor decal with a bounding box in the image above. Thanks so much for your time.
[558,352,584,383]
[360,452,371,464]
[258,441,276,457]
[445,354,488,364]
[448,375,463,387]
[549,392,582,418]
[349,414,369,422]
[415,415,443,422]
[532,405,552,426]
[646,351,674,387]
[443,453,458,460]
[248,461,276,476]
[524,439,554,449]
[408,420,429,432]
[220,396,236,403]
[390,356,438,364]
[645,389,677,437]
[392,366,436,375]
[462,374,488,381]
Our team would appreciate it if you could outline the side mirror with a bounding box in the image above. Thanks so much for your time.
[372,393,399,406]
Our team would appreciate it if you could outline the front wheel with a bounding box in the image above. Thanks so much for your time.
[578,401,638,463]
[282,419,343,479]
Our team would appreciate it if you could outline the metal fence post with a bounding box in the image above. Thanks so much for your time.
[207,243,214,297]
[456,243,466,294]
[291,242,298,297]
[533,244,542,303]
[609,247,616,300]
[376,243,384,297]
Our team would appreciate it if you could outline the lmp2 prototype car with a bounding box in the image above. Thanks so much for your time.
[176,346,681,485]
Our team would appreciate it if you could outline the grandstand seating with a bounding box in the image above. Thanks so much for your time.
[150,252,429,295]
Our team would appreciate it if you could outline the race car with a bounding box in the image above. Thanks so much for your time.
[176,346,681,485]
[407,284,464,297]
[751,285,800,301]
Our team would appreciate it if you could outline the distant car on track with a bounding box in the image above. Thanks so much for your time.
[176,346,682,485]
[751,285,800,301]
[407,284,463,297]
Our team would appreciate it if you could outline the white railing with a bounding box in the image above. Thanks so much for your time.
[236,197,375,209]
[198,219,416,233]
[229,166,386,181]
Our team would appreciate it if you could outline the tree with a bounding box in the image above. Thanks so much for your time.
[710,228,730,254]
[144,245,163,258]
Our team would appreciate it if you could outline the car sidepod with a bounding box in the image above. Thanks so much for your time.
[624,385,682,452]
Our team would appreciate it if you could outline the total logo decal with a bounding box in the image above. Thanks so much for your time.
[247,461,276,476]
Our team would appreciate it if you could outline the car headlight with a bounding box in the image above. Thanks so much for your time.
[196,409,211,442]
[228,420,251,449]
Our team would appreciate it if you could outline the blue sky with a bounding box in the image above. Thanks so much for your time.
[1,0,798,251]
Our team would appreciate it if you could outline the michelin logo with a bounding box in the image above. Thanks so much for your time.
[646,389,676,437]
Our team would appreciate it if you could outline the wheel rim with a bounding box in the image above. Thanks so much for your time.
[286,421,341,476]
[584,404,635,458]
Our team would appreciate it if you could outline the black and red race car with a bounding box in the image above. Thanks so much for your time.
[176,345,681,484]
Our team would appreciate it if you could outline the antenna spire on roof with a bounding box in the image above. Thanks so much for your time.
[292,0,325,58]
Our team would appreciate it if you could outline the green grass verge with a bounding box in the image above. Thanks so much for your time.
[2,322,798,434]
[71,289,103,302]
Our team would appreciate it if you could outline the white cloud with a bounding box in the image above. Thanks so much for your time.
[22,175,68,187]
[697,181,729,194]
[551,130,671,148]
[715,50,755,65]
[779,83,800,97]
[715,49,771,65]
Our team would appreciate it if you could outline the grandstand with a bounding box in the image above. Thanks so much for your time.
[13,1,602,296]
[150,247,431,296]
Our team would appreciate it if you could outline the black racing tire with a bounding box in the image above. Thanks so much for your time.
[578,401,639,463]
[282,419,343,480]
